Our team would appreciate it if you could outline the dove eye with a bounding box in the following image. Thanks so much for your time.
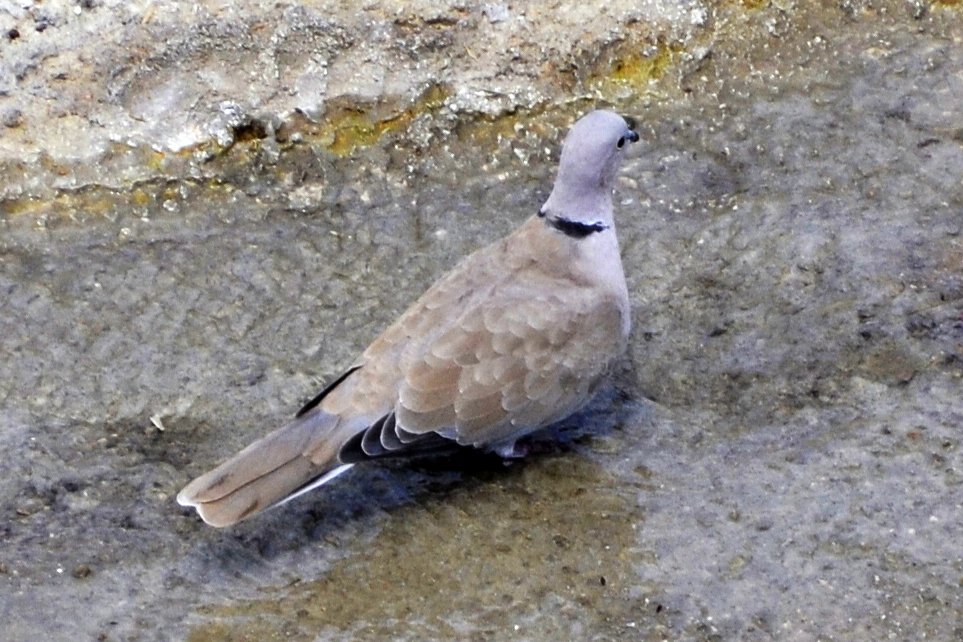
[616,136,626,149]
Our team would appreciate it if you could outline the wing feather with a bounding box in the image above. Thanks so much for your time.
[312,221,627,453]
[394,289,626,448]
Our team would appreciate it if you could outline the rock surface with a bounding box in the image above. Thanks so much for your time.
[2,1,962,641]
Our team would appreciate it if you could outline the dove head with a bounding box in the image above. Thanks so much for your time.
[541,110,639,224]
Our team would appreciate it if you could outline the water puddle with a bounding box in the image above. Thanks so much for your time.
[188,452,662,641]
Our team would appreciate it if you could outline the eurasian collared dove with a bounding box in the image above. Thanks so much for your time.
[178,109,639,527]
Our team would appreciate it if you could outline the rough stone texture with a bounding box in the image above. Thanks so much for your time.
[0,0,700,199]
[2,1,963,641]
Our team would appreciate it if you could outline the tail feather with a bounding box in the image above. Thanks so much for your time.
[185,456,325,527]
[177,411,347,527]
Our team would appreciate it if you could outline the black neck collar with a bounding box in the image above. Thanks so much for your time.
[538,210,609,239]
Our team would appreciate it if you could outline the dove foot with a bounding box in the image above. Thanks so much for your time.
[494,437,564,459]
[494,441,527,458]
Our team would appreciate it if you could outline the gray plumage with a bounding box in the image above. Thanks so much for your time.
[177,109,640,527]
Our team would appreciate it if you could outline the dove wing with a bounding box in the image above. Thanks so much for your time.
[312,216,629,457]
[393,283,627,447]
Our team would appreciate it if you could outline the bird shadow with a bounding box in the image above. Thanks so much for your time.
[183,377,642,577]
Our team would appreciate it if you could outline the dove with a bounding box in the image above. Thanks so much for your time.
[177,109,640,527]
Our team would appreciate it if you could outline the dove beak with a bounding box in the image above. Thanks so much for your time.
[622,115,640,142]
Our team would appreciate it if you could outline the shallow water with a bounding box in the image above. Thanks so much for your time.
[3,3,963,641]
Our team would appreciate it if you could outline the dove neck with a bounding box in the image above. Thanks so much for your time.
[539,185,615,230]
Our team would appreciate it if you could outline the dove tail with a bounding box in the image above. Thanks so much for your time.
[176,411,350,527]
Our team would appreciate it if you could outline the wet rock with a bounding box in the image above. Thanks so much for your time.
[2,2,963,642]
